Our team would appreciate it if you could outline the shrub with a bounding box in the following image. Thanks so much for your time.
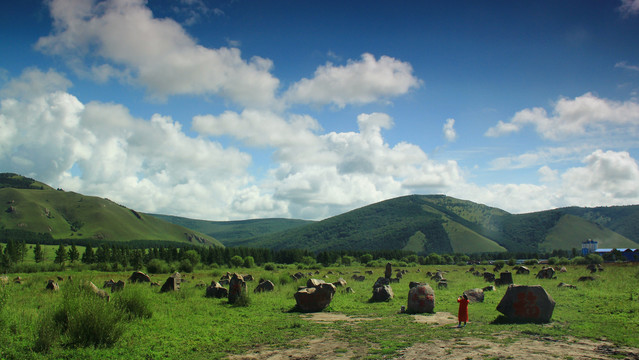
[230,255,244,268]
[243,256,255,268]
[232,290,251,307]
[571,256,587,265]
[178,259,194,273]
[36,283,126,350]
[113,286,153,320]
[524,259,539,265]
[278,273,292,285]
[264,262,276,271]
[146,259,169,274]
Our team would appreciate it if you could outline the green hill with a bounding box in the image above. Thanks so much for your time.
[220,195,638,254]
[540,214,638,252]
[0,173,222,247]
[147,214,313,244]
[230,195,508,253]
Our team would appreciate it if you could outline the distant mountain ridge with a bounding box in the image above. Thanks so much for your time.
[159,194,639,254]
[2,173,638,254]
[0,173,221,247]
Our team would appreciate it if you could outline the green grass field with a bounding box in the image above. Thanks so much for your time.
[0,263,637,359]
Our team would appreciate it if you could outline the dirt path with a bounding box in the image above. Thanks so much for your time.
[228,313,639,359]
[397,335,639,360]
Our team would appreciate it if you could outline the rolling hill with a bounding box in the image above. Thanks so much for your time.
[148,214,313,244]
[3,173,638,254]
[0,173,222,247]
[191,195,639,254]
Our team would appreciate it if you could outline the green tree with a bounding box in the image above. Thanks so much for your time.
[34,243,44,263]
[54,244,67,265]
[182,250,201,267]
[243,256,255,268]
[68,244,80,263]
[360,253,373,264]
[230,255,243,267]
[82,244,95,264]
[4,240,18,264]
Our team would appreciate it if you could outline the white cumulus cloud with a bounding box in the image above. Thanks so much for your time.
[284,53,422,108]
[35,0,280,108]
[443,118,457,142]
[485,93,639,140]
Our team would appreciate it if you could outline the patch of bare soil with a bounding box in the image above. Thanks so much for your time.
[226,330,369,360]
[411,312,458,326]
[396,334,639,360]
[301,312,382,323]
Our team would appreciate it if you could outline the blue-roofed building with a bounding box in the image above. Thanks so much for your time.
[581,239,598,256]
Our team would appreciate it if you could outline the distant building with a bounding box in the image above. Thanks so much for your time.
[582,239,598,255]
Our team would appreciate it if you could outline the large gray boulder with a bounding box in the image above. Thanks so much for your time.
[205,282,228,298]
[128,271,151,284]
[228,273,247,304]
[254,280,275,293]
[371,285,394,302]
[294,282,336,312]
[496,285,555,323]
[160,274,181,293]
[406,284,435,313]
[463,288,484,303]
[536,267,555,279]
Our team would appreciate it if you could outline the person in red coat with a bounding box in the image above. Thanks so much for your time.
[457,294,469,327]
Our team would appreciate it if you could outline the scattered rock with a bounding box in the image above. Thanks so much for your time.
[254,280,275,293]
[371,285,394,302]
[205,282,228,298]
[228,273,247,304]
[160,273,181,293]
[483,285,496,292]
[332,278,347,287]
[495,272,513,286]
[536,267,555,279]
[516,266,530,275]
[406,284,435,313]
[111,280,125,292]
[463,288,484,303]
[385,263,392,279]
[496,285,555,323]
[294,282,336,312]
[45,280,59,291]
[578,276,596,282]
[557,282,577,289]
[128,271,152,284]
[87,281,110,301]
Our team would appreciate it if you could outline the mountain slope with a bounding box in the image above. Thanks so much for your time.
[226,195,638,254]
[0,174,222,247]
[148,214,313,244]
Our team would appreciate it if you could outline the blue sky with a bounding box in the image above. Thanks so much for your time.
[1,0,639,220]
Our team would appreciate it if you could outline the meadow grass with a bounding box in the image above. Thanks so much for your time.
[0,263,636,359]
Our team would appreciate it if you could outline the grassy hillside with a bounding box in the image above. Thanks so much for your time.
[148,214,313,244]
[541,214,638,252]
[0,174,222,247]
[229,195,639,254]
[561,205,639,244]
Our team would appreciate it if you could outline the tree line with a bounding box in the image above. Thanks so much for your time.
[0,239,614,274]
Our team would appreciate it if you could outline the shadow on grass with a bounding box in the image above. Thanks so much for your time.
[490,315,551,325]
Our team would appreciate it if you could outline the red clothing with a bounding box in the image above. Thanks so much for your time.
[457,298,469,322]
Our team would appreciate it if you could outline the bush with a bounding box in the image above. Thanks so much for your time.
[278,273,292,285]
[571,256,588,265]
[243,256,255,268]
[146,258,170,274]
[113,286,153,320]
[524,259,539,265]
[264,262,276,271]
[178,259,194,273]
[36,283,125,350]
[232,290,251,307]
